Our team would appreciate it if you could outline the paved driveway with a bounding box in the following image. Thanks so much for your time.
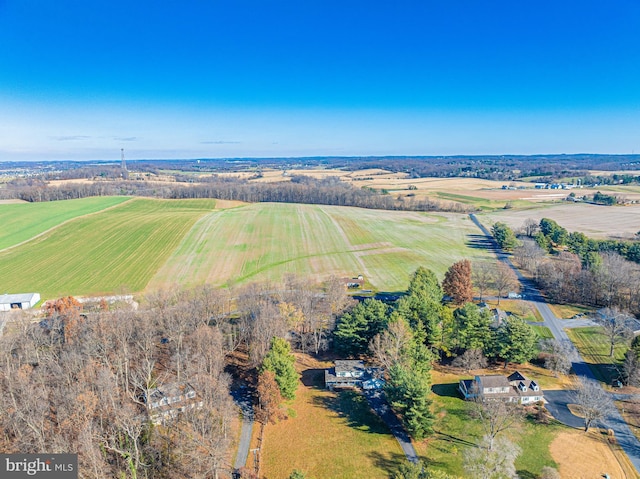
[543,390,584,429]
[230,385,254,470]
[364,390,418,463]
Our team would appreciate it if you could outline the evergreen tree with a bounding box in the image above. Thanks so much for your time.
[493,316,538,367]
[262,337,298,400]
[454,302,492,352]
[491,222,518,250]
[385,333,434,440]
[395,267,444,346]
[334,299,388,356]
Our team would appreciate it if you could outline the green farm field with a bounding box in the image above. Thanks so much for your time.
[148,202,494,292]
[0,198,216,299]
[0,196,131,250]
[1,198,493,299]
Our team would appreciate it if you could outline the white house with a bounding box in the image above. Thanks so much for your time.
[0,293,41,311]
[459,371,543,404]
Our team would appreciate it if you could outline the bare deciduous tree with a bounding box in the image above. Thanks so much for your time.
[539,339,574,377]
[463,434,521,479]
[593,307,634,357]
[369,319,413,370]
[573,378,615,432]
[470,397,523,451]
[472,261,495,302]
[493,262,518,305]
[451,349,488,373]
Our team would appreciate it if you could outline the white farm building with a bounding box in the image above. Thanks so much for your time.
[0,293,41,311]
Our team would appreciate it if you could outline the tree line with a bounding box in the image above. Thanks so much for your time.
[0,175,473,213]
[497,219,640,313]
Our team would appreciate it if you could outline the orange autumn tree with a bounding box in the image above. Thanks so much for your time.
[443,259,473,305]
[255,370,287,426]
[45,296,84,344]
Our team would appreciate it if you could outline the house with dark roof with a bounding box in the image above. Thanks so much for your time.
[325,360,384,390]
[459,371,543,404]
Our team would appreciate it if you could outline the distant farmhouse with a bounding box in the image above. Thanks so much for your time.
[325,360,384,390]
[459,371,543,404]
[146,382,203,425]
[0,293,40,311]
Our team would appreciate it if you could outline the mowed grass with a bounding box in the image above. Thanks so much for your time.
[0,196,130,250]
[148,203,494,292]
[420,368,560,478]
[566,326,627,383]
[260,357,405,479]
[0,198,216,299]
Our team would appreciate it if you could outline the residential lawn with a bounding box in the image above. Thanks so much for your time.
[0,198,216,299]
[532,325,554,340]
[547,303,594,319]
[0,196,130,250]
[418,368,560,478]
[259,355,405,479]
[148,203,494,292]
[566,326,627,383]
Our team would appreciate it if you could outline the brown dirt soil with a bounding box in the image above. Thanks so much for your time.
[550,430,637,479]
[481,202,640,239]
[213,199,247,209]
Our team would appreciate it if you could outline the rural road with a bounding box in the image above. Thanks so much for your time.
[231,385,254,471]
[469,214,640,475]
[364,390,419,463]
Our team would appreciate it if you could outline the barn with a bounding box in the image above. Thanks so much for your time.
[0,293,41,311]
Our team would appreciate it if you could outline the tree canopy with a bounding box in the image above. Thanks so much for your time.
[261,337,299,400]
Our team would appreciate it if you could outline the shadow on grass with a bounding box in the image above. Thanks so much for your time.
[466,234,497,252]
[366,450,407,476]
[516,471,537,479]
[431,383,461,398]
[301,368,327,389]
[312,390,391,435]
[433,430,477,448]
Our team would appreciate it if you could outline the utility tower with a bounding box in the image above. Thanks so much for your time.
[121,148,127,172]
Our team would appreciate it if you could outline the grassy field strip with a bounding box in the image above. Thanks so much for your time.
[565,326,626,383]
[260,356,405,479]
[149,203,495,292]
[0,196,131,250]
[0,198,216,299]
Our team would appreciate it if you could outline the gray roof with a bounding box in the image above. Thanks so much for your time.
[478,375,511,388]
[335,360,365,374]
[0,293,39,304]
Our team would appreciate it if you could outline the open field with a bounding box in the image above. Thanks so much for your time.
[566,326,627,383]
[479,202,640,239]
[258,355,404,479]
[147,203,494,292]
[550,429,637,479]
[0,198,216,300]
[0,196,131,250]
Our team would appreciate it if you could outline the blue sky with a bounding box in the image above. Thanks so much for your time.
[1,1,639,161]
